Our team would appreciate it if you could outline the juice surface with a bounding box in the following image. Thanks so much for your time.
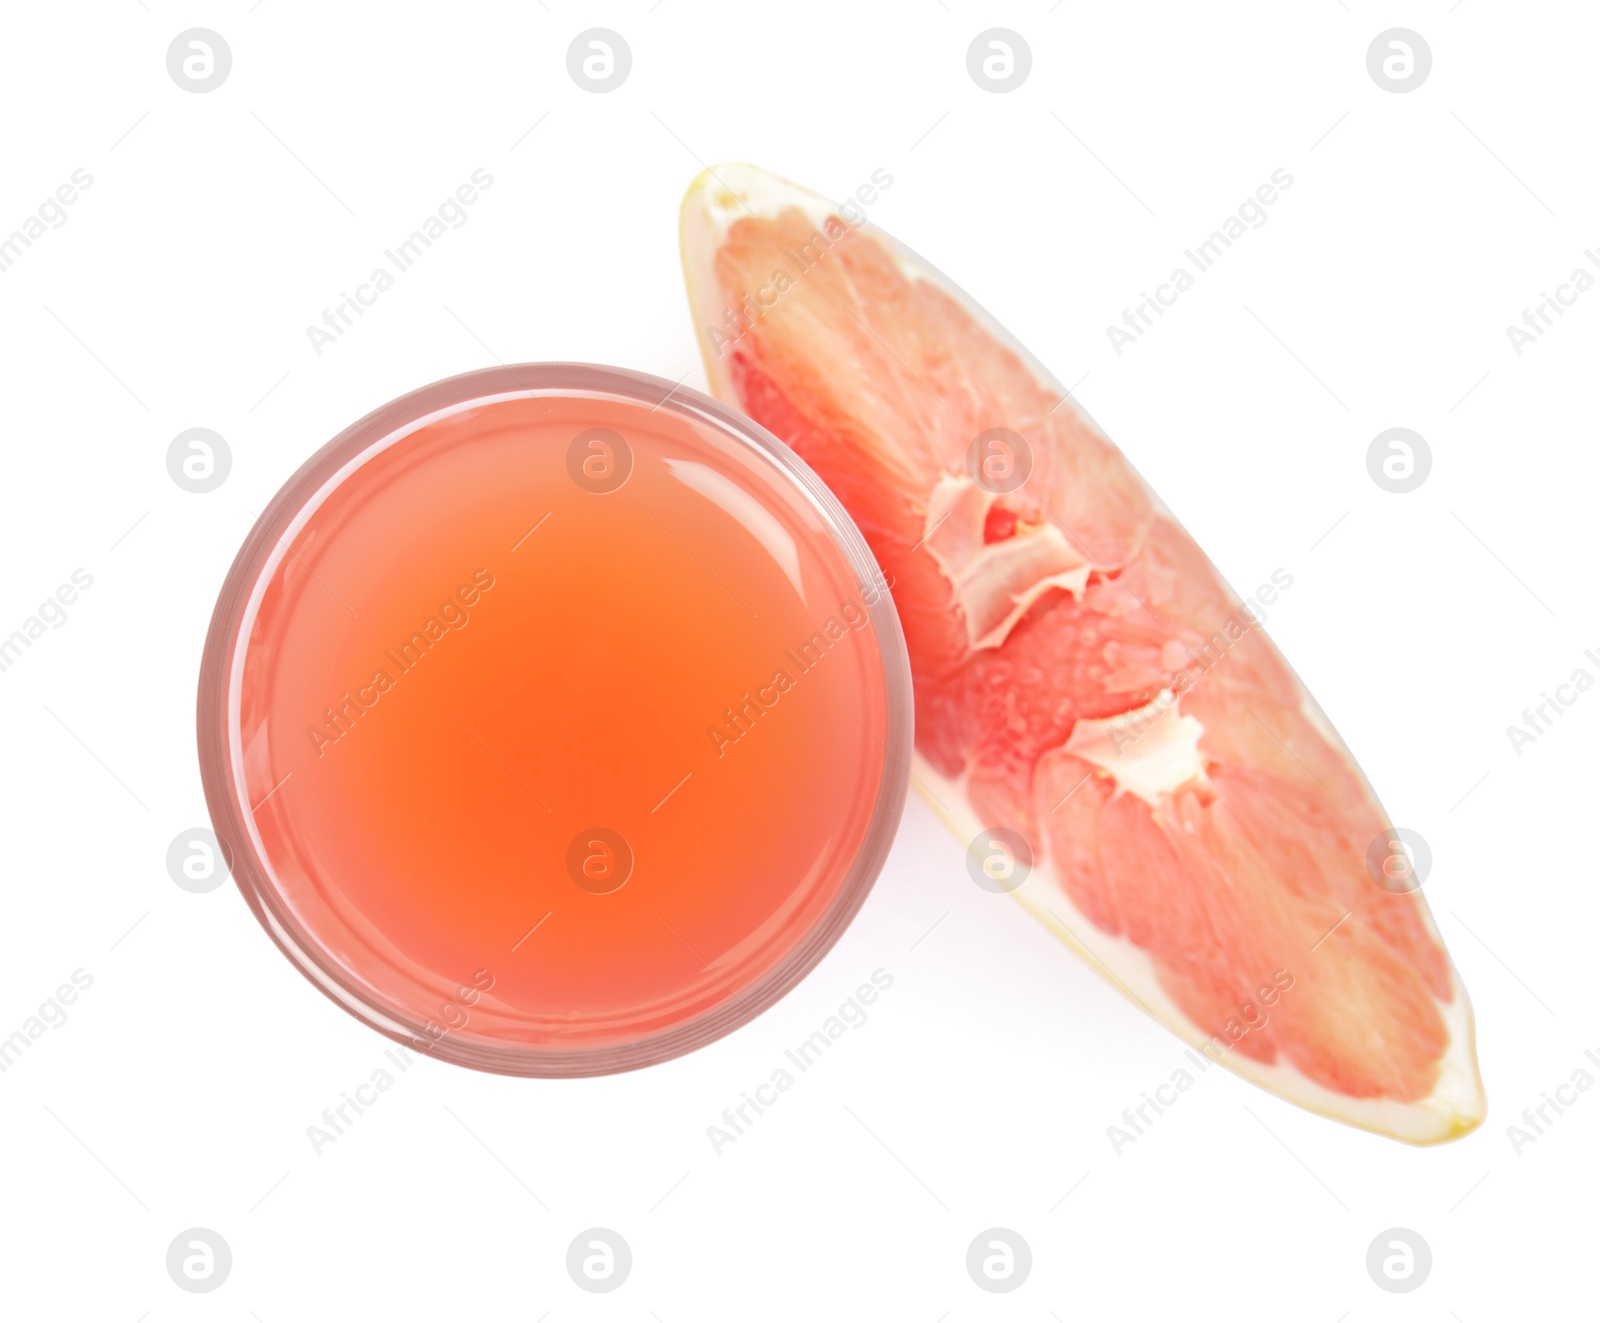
[231,391,891,1058]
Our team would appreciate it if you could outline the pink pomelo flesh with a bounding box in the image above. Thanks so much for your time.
[679,164,1484,1143]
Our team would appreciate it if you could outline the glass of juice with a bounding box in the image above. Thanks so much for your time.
[197,364,911,1075]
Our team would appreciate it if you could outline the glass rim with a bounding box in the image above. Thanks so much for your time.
[195,362,914,1077]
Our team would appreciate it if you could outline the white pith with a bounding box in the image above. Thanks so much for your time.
[1063,692,1212,809]
[922,473,1091,651]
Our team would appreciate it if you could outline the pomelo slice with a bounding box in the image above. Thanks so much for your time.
[678,163,1485,1144]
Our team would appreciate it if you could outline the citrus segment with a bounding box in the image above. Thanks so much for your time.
[679,163,1484,1142]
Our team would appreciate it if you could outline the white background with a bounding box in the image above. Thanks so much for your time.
[1,2,1594,1318]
